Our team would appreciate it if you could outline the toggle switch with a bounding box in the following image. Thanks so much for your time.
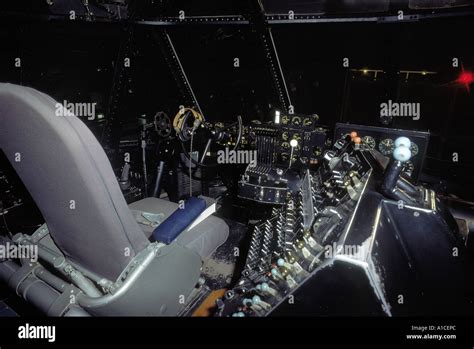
[260,282,278,297]
[252,295,271,310]
[271,268,285,281]
[243,298,253,307]
[353,136,362,150]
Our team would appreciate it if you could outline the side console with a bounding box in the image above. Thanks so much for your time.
[217,130,467,317]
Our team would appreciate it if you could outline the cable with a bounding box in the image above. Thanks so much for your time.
[1,212,12,239]
[189,119,202,197]
[190,128,194,197]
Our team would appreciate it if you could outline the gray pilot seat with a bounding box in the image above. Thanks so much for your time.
[0,83,228,316]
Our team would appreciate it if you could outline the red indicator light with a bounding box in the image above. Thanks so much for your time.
[457,71,474,86]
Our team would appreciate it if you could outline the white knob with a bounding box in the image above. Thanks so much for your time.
[393,146,411,162]
[252,295,262,304]
[394,137,411,149]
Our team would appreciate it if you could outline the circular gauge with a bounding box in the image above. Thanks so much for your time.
[403,161,415,176]
[378,138,394,156]
[281,153,289,161]
[291,116,301,126]
[281,115,290,125]
[362,136,376,149]
[314,147,322,156]
[410,143,419,157]
[281,132,289,141]
[292,133,302,142]
[281,142,290,150]
[303,118,313,127]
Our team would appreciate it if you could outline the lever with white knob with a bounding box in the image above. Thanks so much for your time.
[288,139,298,169]
[381,137,415,203]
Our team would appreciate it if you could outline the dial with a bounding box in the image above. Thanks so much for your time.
[313,146,322,156]
[281,132,289,141]
[410,143,419,157]
[291,116,301,126]
[281,115,290,125]
[303,117,313,127]
[378,138,394,156]
[403,161,415,176]
[362,136,376,149]
[281,142,290,150]
[292,133,302,142]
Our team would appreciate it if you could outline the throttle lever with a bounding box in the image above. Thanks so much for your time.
[381,137,416,203]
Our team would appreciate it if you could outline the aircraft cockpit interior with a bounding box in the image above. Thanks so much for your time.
[0,1,474,322]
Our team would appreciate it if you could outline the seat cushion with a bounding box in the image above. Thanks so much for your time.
[128,197,229,259]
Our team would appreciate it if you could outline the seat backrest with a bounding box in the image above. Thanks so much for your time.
[0,83,149,281]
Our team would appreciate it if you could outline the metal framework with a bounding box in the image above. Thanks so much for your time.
[135,8,474,26]
[102,25,135,152]
[5,3,472,150]
[150,30,205,117]
[249,0,292,113]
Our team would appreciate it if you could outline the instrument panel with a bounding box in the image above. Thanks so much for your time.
[238,115,328,204]
[281,114,319,128]
[277,114,328,168]
[334,123,429,181]
[245,114,328,168]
